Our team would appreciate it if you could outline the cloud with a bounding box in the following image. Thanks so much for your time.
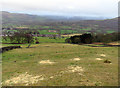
[1,0,119,17]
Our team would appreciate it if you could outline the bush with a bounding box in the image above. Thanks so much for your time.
[67,33,94,44]
[94,32,119,43]
[80,34,93,44]
[66,32,120,44]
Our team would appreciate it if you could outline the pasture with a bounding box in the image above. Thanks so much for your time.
[2,43,118,86]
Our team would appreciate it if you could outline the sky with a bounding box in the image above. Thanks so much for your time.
[1,0,119,18]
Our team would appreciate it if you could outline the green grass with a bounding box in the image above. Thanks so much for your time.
[80,28,91,31]
[4,30,18,32]
[38,30,57,34]
[60,30,78,34]
[37,37,66,43]
[41,26,50,28]
[37,29,78,35]
[106,30,115,33]
[2,38,11,43]
[2,43,118,86]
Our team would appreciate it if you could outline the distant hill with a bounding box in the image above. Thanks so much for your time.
[2,11,109,25]
[77,18,118,31]
[2,11,49,25]
[1,11,118,32]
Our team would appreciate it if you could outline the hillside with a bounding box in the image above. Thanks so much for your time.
[2,11,48,24]
[2,11,118,32]
[2,11,111,24]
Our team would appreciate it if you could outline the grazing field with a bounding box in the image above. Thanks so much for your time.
[37,30,57,35]
[37,37,66,43]
[2,43,118,86]
[106,30,115,34]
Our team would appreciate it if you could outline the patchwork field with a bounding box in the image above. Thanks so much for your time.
[2,43,118,86]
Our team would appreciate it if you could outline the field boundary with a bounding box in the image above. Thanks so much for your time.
[0,46,22,53]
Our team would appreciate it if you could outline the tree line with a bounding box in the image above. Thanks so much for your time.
[65,32,120,44]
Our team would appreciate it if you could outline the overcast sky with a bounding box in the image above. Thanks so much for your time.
[1,0,119,18]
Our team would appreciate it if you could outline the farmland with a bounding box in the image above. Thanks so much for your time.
[1,11,119,86]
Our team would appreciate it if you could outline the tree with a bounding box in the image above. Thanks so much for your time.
[68,33,94,44]
[8,32,34,48]
[24,34,34,48]
[9,32,25,43]
[80,33,93,44]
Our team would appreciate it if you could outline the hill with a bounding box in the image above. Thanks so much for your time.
[2,11,48,25]
[2,11,110,24]
[2,11,118,33]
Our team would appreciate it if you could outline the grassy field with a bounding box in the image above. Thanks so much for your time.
[106,30,115,34]
[38,30,57,35]
[37,37,66,43]
[80,28,91,31]
[2,43,118,86]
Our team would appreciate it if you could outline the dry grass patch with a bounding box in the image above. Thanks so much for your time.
[3,72,44,86]
[67,65,84,73]
[71,58,81,61]
[39,60,55,65]
[61,34,82,37]
[48,65,84,79]
[100,54,106,57]
[96,58,103,61]
[108,42,120,45]
[22,61,27,63]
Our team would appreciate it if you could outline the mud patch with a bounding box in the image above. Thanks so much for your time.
[96,58,103,61]
[3,72,44,86]
[39,60,55,65]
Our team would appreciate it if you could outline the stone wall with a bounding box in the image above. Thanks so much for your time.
[0,46,22,53]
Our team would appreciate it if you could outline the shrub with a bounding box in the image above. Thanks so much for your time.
[104,59,111,63]
[67,33,94,44]
[66,32,120,44]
